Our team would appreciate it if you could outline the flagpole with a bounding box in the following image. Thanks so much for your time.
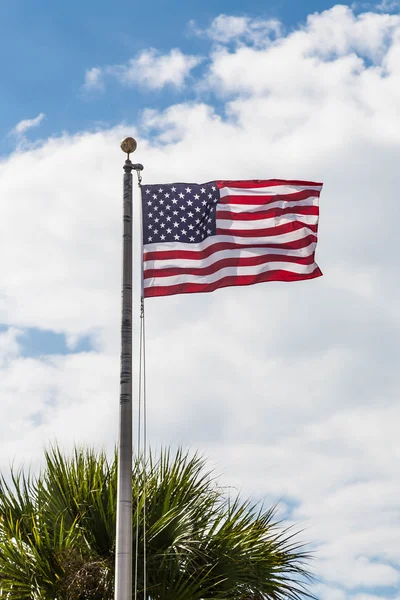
[115,137,137,600]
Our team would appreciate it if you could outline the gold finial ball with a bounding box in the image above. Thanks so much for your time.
[120,137,137,155]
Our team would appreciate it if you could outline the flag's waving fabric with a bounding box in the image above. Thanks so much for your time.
[142,179,323,298]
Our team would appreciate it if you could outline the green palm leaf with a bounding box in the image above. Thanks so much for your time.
[0,446,316,600]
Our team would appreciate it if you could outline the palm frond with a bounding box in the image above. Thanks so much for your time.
[0,445,316,600]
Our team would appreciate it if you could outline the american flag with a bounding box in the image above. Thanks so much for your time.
[142,179,323,298]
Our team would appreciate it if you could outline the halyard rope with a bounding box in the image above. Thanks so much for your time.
[141,297,148,600]
[134,167,147,600]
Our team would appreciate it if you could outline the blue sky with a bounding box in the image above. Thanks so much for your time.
[1,1,400,598]
[0,0,381,153]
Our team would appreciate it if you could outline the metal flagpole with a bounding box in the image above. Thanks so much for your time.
[115,137,139,600]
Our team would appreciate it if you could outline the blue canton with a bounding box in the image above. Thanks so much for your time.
[142,182,219,244]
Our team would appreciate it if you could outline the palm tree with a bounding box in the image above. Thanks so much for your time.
[0,447,315,600]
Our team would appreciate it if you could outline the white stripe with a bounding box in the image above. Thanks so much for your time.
[144,242,317,270]
[219,185,322,198]
[218,196,319,213]
[143,227,318,254]
[216,213,318,230]
[144,261,318,288]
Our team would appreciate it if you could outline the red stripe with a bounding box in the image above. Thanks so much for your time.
[143,235,318,262]
[216,179,323,189]
[144,267,323,298]
[144,253,316,280]
[219,189,321,206]
[216,205,319,221]
[216,222,318,238]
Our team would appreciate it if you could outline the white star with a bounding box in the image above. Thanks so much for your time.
[188,211,194,218]
[174,234,180,240]
[200,188,206,193]
[166,216,172,222]
[178,192,184,199]
[202,200,207,206]
[194,194,200,200]
[148,224,153,229]
[172,198,178,204]
[154,206,159,211]
[160,234,166,240]
[181,216,186,223]
[196,230,200,235]
[207,229,212,234]
[207,217,212,223]
[159,199,164,205]
[212,186,216,191]
[164,193,170,198]
[181,229,187,235]
[152,194,157,200]
[147,200,152,206]
[160,211,164,216]
[158,188,163,193]
[188,224,194,230]
[154,217,159,223]
[167,228,172,234]
[173,221,179,227]
[160,223,165,228]
[154,229,159,234]
[180,205,186,211]
[189,236,195,242]
[145,189,150,194]
[195,207,201,213]
[166,204,171,210]
[208,193,212,199]
[148,236,153,241]
[171,186,176,192]
[185,187,192,193]
[148,212,153,218]
[187,200,193,206]
[195,219,200,224]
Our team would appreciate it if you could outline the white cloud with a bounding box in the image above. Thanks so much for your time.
[0,344,119,472]
[11,113,45,136]
[0,328,22,367]
[352,0,400,13]
[315,585,347,600]
[83,67,104,91]
[206,5,400,98]
[84,49,202,92]
[353,594,399,600]
[190,14,282,45]
[376,0,400,11]
[1,5,400,599]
